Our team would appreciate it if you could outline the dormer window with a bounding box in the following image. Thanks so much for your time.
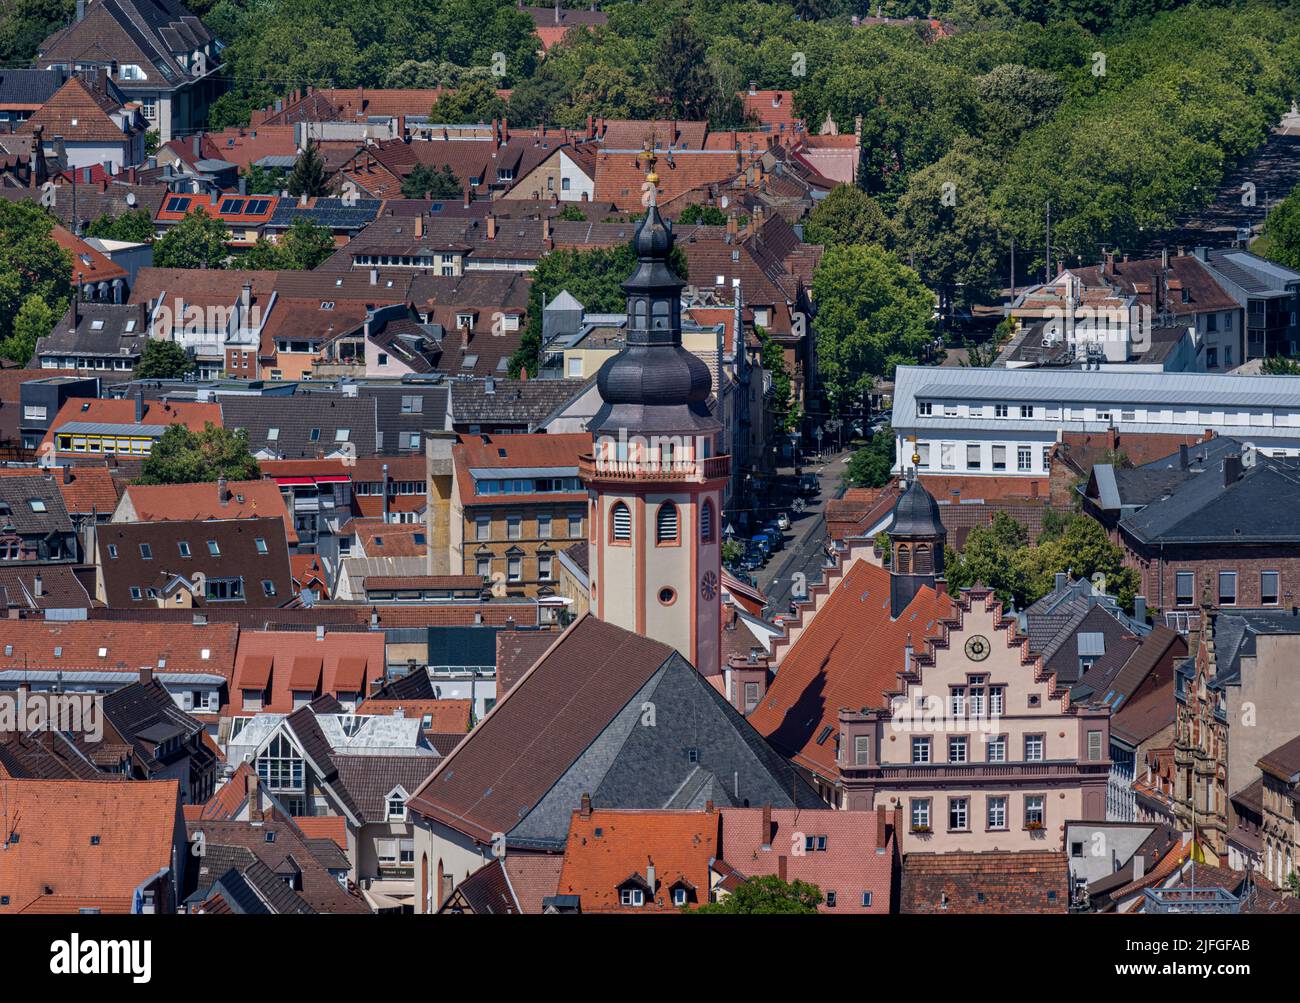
[619,887,645,907]
[386,788,408,821]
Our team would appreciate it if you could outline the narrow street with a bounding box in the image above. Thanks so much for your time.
[755,447,852,613]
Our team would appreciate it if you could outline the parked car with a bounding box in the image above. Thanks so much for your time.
[760,526,785,551]
[798,474,820,497]
[740,548,765,572]
[773,512,791,531]
[749,534,772,555]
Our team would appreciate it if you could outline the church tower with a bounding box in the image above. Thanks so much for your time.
[887,464,946,618]
[580,150,728,676]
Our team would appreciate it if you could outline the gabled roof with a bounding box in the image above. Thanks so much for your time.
[0,777,180,914]
[230,629,385,711]
[219,393,377,460]
[18,74,136,143]
[118,479,297,545]
[406,613,821,848]
[0,619,238,679]
[747,558,953,778]
[0,473,73,535]
[901,850,1069,914]
[97,515,293,609]
[556,809,719,912]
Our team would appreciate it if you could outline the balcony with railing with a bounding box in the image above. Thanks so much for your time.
[579,453,731,484]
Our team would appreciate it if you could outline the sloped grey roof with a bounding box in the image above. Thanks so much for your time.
[0,474,73,536]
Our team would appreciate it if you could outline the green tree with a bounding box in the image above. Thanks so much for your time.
[153,209,231,270]
[137,423,261,486]
[85,209,156,243]
[894,146,1002,316]
[243,219,337,271]
[0,294,60,367]
[758,326,800,433]
[134,339,197,380]
[944,512,1031,606]
[557,205,587,222]
[973,64,1065,149]
[810,243,934,409]
[401,164,462,200]
[652,17,717,120]
[245,163,288,196]
[430,77,508,124]
[676,204,729,226]
[693,875,822,914]
[1262,184,1300,271]
[0,200,72,345]
[722,538,745,566]
[844,424,895,488]
[509,237,688,377]
[1261,356,1300,375]
[287,140,331,199]
[804,185,894,250]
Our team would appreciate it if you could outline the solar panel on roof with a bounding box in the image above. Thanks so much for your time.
[246,199,271,214]
[219,197,246,214]
[165,196,189,212]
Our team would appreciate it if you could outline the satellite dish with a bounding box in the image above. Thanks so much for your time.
[720,196,730,209]
[125,192,137,207]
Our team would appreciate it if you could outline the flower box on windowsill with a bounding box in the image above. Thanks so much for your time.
[910,825,932,835]
[1024,821,1045,832]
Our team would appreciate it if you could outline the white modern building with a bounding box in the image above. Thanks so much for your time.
[891,365,1300,478]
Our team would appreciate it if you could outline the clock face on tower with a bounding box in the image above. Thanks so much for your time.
[964,635,991,662]
[700,571,718,601]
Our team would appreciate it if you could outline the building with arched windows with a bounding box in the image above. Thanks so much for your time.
[579,154,729,676]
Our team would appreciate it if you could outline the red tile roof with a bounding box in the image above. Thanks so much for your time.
[557,809,720,912]
[595,149,761,211]
[748,558,953,779]
[452,432,589,506]
[0,620,239,679]
[356,697,473,733]
[740,90,801,133]
[0,463,120,515]
[119,479,297,544]
[52,226,129,286]
[0,777,180,914]
[901,850,1070,914]
[18,75,136,144]
[230,629,385,711]
[43,397,222,454]
[718,806,894,913]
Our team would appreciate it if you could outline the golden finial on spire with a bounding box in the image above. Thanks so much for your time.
[639,141,659,189]
[908,434,920,468]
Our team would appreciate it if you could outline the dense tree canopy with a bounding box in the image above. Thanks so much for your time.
[845,424,895,488]
[153,209,232,270]
[134,339,198,380]
[810,243,934,408]
[0,200,71,353]
[137,423,261,486]
[693,875,823,914]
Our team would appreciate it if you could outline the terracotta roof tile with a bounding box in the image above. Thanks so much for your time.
[901,850,1069,914]
[557,809,720,912]
[119,479,297,545]
[231,630,384,712]
[0,777,180,914]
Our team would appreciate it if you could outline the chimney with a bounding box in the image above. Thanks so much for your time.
[134,388,144,423]
[486,214,497,240]
[381,462,390,522]
[542,215,550,245]
[876,805,888,849]
[761,803,772,849]
[247,774,263,823]
[315,624,325,641]
[645,857,656,896]
[1179,443,1189,469]
[1134,595,1147,623]
[240,280,252,315]
[76,0,85,20]
[579,793,592,819]
[139,666,153,685]
[217,476,228,505]
[1055,572,1068,592]
[778,855,787,882]
[414,214,423,238]
[502,117,509,144]
[462,177,471,208]
[33,574,43,598]
[369,267,378,286]
[1223,452,1242,486]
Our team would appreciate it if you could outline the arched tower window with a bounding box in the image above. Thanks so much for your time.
[701,500,714,543]
[656,502,678,544]
[611,502,631,542]
[914,543,933,574]
[633,299,648,325]
[894,542,911,574]
[652,299,670,330]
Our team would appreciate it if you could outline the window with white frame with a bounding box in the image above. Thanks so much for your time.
[986,734,1007,763]
[948,797,969,831]
[911,736,930,764]
[911,799,931,831]
[387,790,407,820]
[1025,734,1045,762]
[1024,795,1045,827]
[1017,446,1032,471]
[987,796,1007,830]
